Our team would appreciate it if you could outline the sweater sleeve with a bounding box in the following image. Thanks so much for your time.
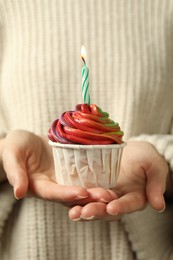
[0,11,6,137]
[123,122,173,260]
[0,16,7,184]
[129,121,173,172]
[0,135,7,184]
[0,33,7,183]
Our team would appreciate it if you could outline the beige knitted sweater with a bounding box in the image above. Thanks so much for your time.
[0,1,173,259]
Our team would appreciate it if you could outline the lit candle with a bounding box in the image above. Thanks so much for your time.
[81,46,90,105]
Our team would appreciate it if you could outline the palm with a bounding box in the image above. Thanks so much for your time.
[106,141,167,213]
[24,135,116,203]
[2,130,115,204]
[110,142,151,213]
[69,141,168,221]
[25,135,57,198]
[114,163,147,207]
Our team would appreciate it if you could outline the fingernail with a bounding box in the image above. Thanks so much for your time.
[107,209,119,216]
[107,189,118,199]
[100,198,110,203]
[108,212,118,216]
[71,217,81,221]
[158,200,166,213]
[81,215,95,220]
[14,194,20,200]
[14,188,20,200]
[75,195,89,200]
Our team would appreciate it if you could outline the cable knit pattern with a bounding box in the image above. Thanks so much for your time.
[0,183,16,239]
[1,198,134,260]
[123,205,173,260]
[0,0,173,259]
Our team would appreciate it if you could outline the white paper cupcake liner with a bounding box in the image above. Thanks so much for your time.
[49,140,126,189]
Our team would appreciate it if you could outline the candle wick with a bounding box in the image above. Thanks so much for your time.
[82,57,86,65]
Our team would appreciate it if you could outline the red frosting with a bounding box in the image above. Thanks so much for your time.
[48,104,124,145]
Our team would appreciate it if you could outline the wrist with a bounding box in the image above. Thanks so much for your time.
[0,137,6,164]
[0,137,7,182]
[165,165,173,201]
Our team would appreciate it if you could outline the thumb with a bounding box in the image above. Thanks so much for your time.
[2,149,28,199]
[146,160,168,212]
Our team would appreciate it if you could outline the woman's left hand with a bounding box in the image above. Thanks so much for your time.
[69,141,169,221]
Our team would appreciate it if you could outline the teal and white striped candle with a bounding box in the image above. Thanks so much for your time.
[81,46,90,105]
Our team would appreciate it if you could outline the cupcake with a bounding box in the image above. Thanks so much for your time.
[48,103,126,189]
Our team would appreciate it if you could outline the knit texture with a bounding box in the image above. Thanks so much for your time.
[123,204,173,260]
[129,135,173,171]
[0,0,173,259]
[0,183,15,238]
[1,195,134,260]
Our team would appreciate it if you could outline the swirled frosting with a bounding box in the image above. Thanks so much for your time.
[48,104,124,145]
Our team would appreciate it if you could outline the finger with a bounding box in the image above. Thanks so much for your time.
[69,205,82,221]
[107,192,146,215]
[146,159,168,212]
[146,163,168,212]
[29,179,89,202]
[88,187,117,201]
[107,189,118,199]
[71,187,118,206]
[69,203,120,222]
[79,202,120,221]
[65,188,118,207]
[2,149,28,199]
[80,202,107,219]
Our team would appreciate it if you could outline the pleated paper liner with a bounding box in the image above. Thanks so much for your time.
[49,141,126,189]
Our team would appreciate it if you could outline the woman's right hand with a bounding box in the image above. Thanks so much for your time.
[1,130,116,206]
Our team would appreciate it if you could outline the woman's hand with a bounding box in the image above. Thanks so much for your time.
[2,132,169,221]
[69,141,169,221]
[1,130,116,205]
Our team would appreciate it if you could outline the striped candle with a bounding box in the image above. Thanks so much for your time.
[81,46,90,105]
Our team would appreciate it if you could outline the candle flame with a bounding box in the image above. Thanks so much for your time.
[81,45,87,61]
